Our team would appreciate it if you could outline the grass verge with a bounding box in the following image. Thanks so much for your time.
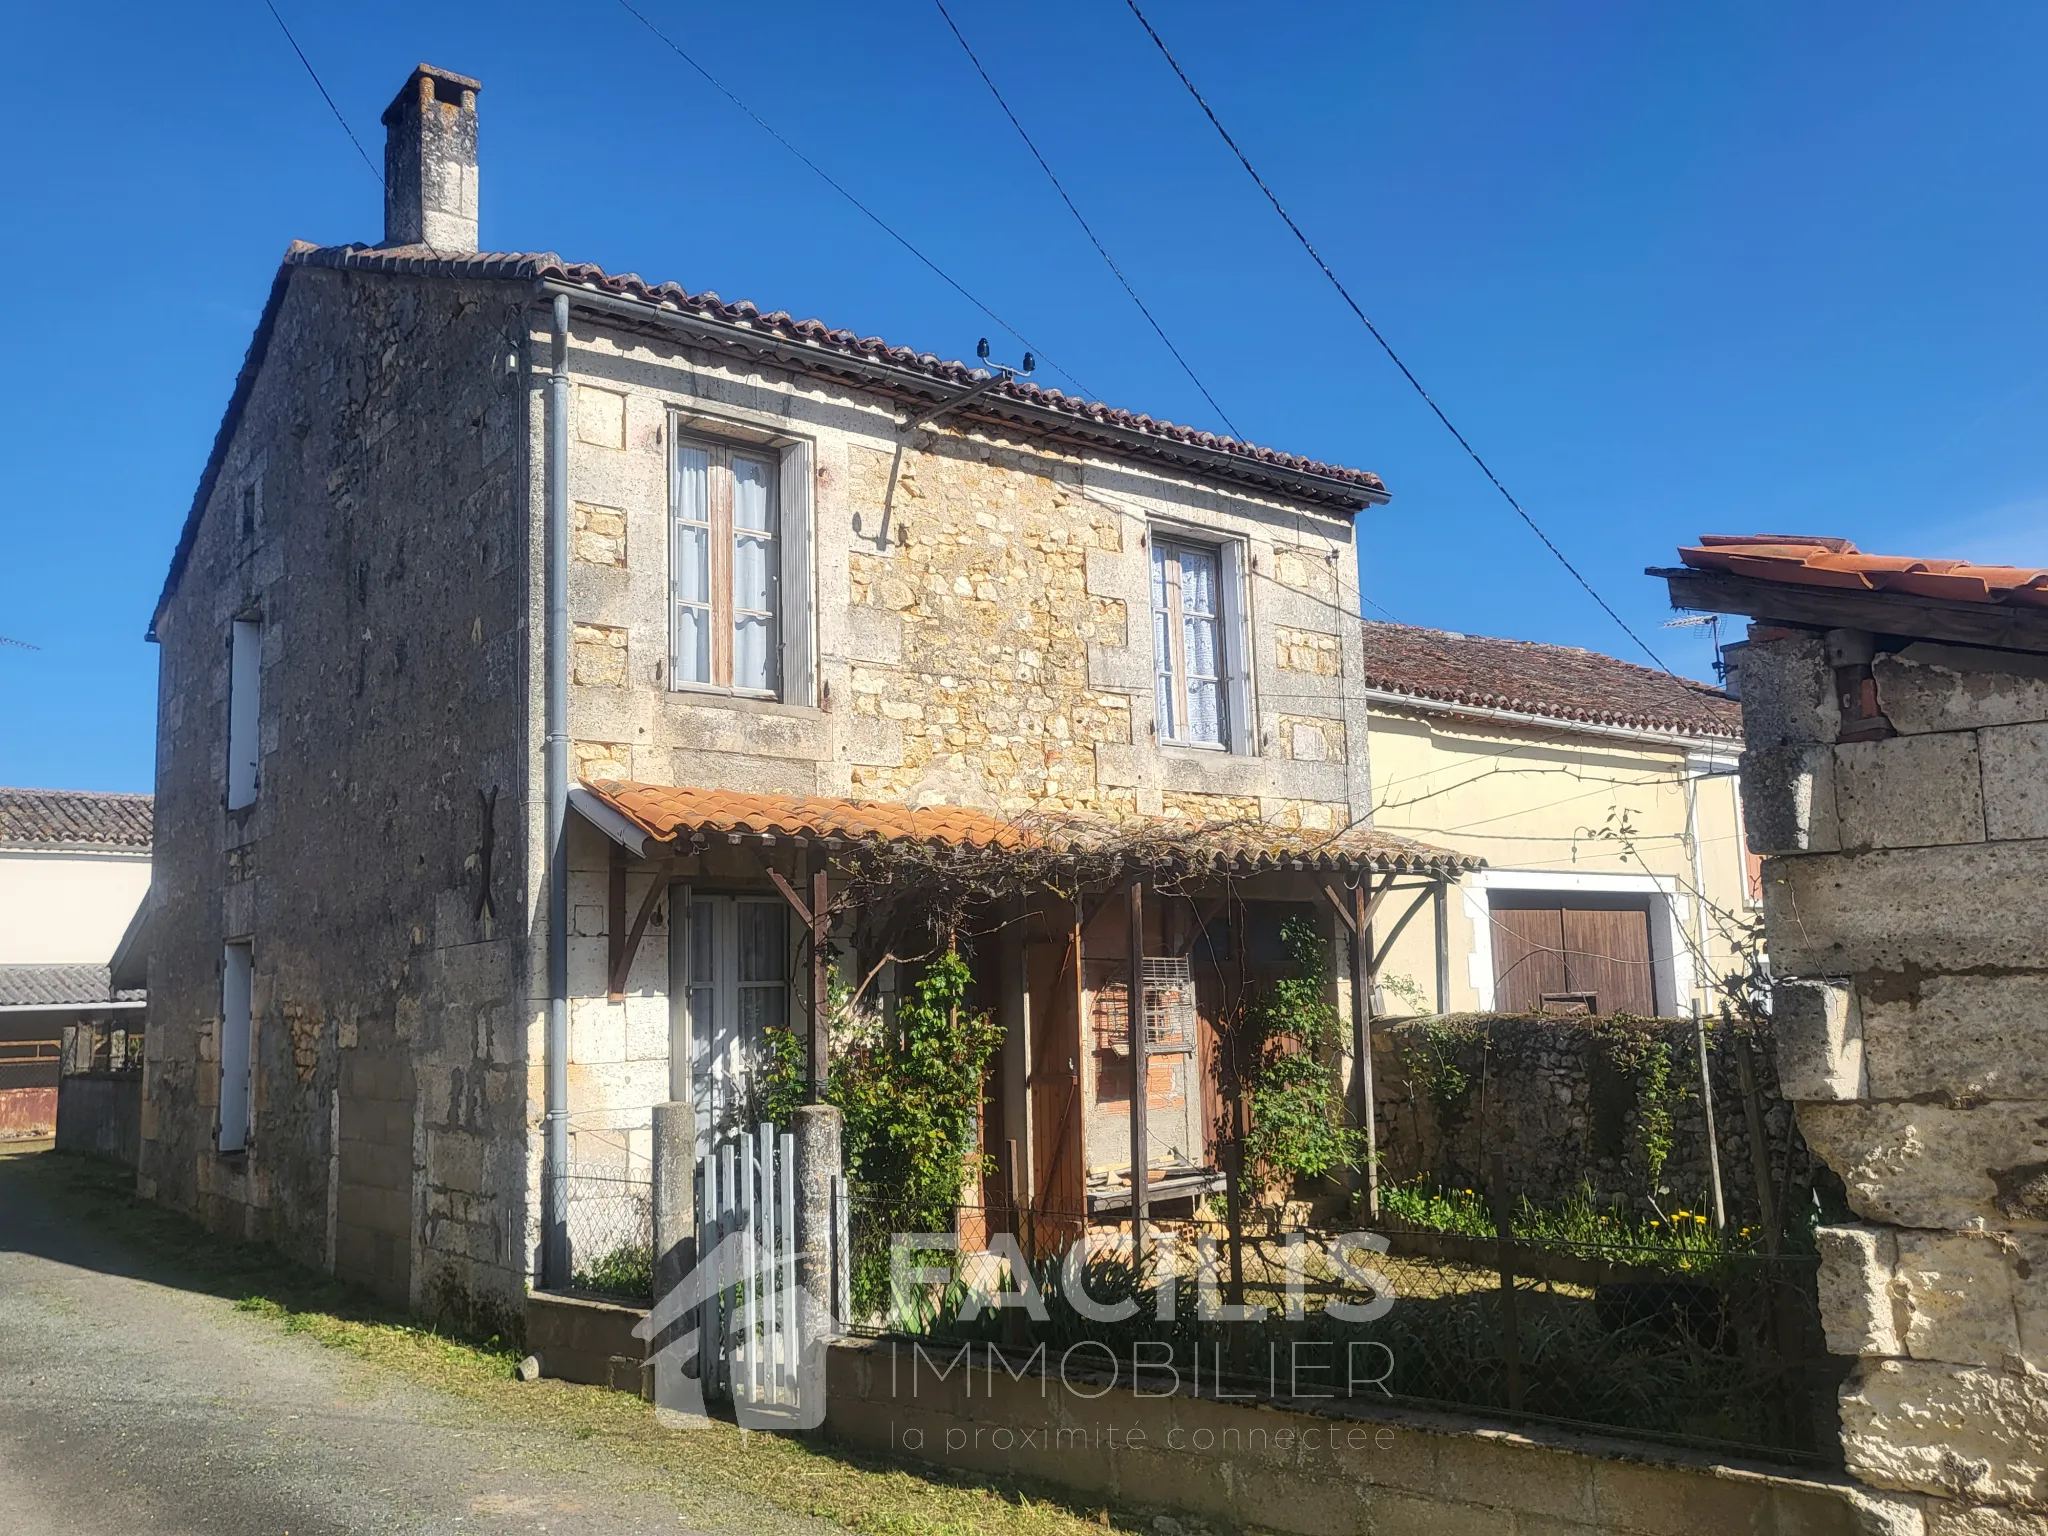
[1,1147,1148,1536]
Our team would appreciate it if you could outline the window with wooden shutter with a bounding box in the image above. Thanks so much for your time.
[1151,535,1250,750]
[670,435,785,697]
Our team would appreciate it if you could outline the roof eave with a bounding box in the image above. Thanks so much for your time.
[1654,566,2048,656]
[535,277,1387,516]
[1362,685,1743,747]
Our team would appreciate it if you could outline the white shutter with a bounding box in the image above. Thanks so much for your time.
[778,440,816,707]
[219,941,254,1152]
[1218,540,1254,755]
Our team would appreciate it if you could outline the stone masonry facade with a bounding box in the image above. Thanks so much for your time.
[1738,626,2048,1533]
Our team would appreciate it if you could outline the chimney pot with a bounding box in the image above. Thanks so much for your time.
[379,63,481,251]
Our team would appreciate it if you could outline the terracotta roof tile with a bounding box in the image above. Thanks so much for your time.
[583,781,1480,877]
[1679,536,2048,607]
[0,788,154,850]
[1360,622,1742,740]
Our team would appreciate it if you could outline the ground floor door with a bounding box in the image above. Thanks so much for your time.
[679,892,789,1153]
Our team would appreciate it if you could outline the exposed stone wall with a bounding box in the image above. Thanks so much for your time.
[147,266,532,1330]
[1737,627,2048,1531]
[1373,1014,1803,1224]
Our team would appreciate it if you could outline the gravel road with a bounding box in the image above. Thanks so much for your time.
[0,1149,848,1536]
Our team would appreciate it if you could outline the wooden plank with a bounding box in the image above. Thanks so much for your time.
[1490,907,1565,1013]
[1562,907,1655,1018]
[1656,567,2048,655]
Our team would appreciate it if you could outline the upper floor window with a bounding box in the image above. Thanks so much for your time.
[1151,536,1250,751]
[227,618,262,809]
[673,442,781,695]
[669,429,815,705]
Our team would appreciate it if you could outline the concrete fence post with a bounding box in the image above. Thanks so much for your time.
[650,1100,696,1298]
[792,1103,843,1340]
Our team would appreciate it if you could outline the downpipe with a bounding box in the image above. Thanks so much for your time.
[543,292,571,1287]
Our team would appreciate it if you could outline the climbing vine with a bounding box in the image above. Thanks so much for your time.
[1244,916,1365,1185]
[1592,1018,1684,1190]
[1399,1015,1481,1115]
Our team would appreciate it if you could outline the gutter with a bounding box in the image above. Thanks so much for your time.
[533,278,1387,517]
[542,293,572,1287]
[1362,687,1744,751]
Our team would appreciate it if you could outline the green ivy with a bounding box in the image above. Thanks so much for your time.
[1400,1016,1479,1114]
[1244,916,1364,1184]
[1593,1018,1683,1189]
[767,949,1002,1232]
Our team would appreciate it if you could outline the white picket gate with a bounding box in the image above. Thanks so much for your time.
[696,1122,804,1412]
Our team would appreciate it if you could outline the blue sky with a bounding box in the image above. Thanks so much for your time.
[3,2,2044,793]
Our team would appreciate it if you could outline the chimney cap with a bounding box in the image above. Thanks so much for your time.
[381,63,482,127]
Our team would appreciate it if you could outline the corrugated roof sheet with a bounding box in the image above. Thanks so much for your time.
[584,780,1480,876]
[0,789,154,850]
[1679,536,2048,606]
[0,965,142,1008]
[1361,622,1742,740]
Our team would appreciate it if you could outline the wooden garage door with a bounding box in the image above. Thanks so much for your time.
[1491,902,1655,1017]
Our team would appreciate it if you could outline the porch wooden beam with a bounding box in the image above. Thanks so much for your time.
[609,874,670,1001]
[765,865,815,928]
[1371,886,1439,978]
[809,858,829,1102]
[1352,879,1380,1222]
[608,842,629,998]
[1127,875,1149,1258]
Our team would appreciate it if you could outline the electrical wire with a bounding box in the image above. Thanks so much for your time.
[260,1,382,187]
[1120,0,1673,675]
[614,0,1092,398]
[931,0,1244,440]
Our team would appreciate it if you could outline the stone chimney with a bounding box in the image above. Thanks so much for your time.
[380,64,480,250]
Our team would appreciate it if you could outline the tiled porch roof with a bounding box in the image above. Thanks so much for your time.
[580,781,1481,877]
[1678,536,2048,605]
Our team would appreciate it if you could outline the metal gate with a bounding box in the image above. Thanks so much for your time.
[697,1122,809,1415]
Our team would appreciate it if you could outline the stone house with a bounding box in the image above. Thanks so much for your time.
[1658,534,2048,1534]
[143,63,1471,1322]
[0,788,152,1139]
[1360,621,1753,1019]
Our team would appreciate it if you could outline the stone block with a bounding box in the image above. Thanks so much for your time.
[1840,1357,2048,1510]
[843,604,901,665]
[1743,744,1841,854]
[1981,723,2048,842]
[1774,978,1866,1100]
[1835,1485,1929,1536]
[1835,733,1986,850]
[574,384,626,449]
[1762,842,2048,975]
[568,999,626,1066]
[1817,1224,1903,1357]
[2017,1236,2048,1372]
[1735,629,1840,747]
[1797,1100,2048,1231]
[1895,1231,2023,1368]
[1433,1438,1594,1523]
[1874,643,2048,736]
[1087,642,1150,694]
[1927,1506,2048,1535]
[1861,973,2048,1103]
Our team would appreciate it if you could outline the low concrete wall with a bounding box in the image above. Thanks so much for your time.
[824,1338,1868,1536]
[527,1290,648,1395]
[55,1074,141,1165]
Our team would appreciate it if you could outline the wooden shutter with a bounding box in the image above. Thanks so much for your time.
[777,439,815,707]
[1218,539,1254,755]
[1562,908,1655,1017]
[1490,906,1565,1013]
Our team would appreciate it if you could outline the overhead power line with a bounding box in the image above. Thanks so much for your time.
[931,0,1243,440]
[1121,0,1672,674]
[614,0,1091,397]
[261,1,382,186]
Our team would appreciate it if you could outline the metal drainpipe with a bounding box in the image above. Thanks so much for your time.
[1684,767,1713,1007]
[543,293,572,1288]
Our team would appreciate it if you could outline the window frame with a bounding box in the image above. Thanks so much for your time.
[669,433,783,699]
[674,890,791,1156]
[1150,533,1251,752]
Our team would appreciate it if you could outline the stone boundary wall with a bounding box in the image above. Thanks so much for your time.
[1738,627,2048,1534]
[54,1074,141,1167]
[824,1337,1869,1536]
[1373,1013,1805,1223]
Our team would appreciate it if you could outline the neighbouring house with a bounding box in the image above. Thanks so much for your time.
[143,63,1473,1322]
[0,787,153,1140]
[1359,621,1753,1019]
[1656,534,2048,1532]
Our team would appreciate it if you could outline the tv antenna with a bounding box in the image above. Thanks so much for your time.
[900,337,1035,437]
[1663,613,1725,682]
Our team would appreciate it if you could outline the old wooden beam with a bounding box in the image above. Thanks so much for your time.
[1127,875,1149,1258]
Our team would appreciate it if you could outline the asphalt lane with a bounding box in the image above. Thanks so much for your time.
[0,1149,846,1535]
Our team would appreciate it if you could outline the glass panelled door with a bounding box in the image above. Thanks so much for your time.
[681,894,790,1153]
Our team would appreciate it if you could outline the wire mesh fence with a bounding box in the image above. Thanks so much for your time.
[845,1188,1844,1467]
[562,1165,654,1301]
